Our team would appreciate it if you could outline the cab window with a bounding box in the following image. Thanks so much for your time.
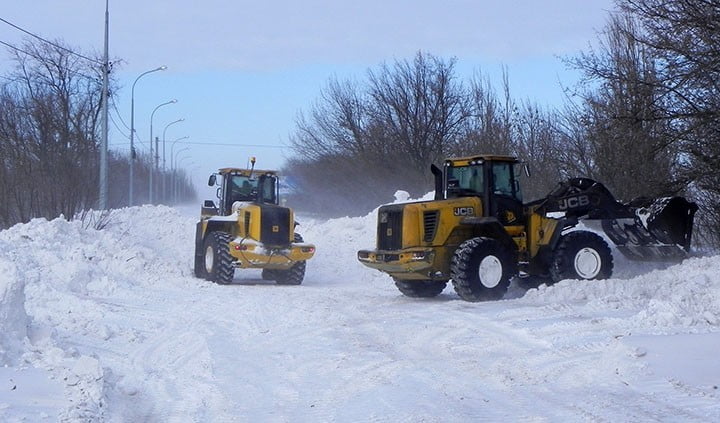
[230,176,257,202]
[446,164,484,196]
[491,162,522,201]
[258,175,277,204]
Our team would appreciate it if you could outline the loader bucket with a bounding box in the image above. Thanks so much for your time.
[599,196,698,262]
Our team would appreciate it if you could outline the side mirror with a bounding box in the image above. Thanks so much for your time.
[203,200,215,208]
[208,174,217,186]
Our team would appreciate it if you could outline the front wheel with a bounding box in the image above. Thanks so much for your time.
[550,231,613,283]
[450,237,517,302]
[203,231,235,285]
[393,279,447,298]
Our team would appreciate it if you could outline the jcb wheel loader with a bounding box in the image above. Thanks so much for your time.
[194,159,315,285]
[358,154,697,302]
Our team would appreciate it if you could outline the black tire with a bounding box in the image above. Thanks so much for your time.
[393,279,447,298]
[203,231,235,285]
[550,231,613,283]
[193,223,207,279]
[275,261,306,285]
[261,269,278,281]
[450,237,517,302]
[294,233,304,243]
[193,249,206,279]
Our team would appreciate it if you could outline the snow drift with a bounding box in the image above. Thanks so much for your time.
[0,198,718,421]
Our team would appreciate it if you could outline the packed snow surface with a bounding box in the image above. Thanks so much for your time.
[1,196,719,421]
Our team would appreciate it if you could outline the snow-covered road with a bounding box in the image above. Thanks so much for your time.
[1,203,719,421]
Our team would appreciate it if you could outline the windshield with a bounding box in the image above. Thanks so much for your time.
[229,174,277,204]
[446,164,484,196]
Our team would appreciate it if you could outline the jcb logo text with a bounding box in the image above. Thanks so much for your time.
[454,207,475,216]
[558,195,590,210]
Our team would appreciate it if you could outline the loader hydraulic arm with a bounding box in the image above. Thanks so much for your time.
[533,178,634,219]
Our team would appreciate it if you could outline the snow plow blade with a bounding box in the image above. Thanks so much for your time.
[599,196,698,262]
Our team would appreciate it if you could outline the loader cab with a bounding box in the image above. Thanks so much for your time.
[209,168,280,216]
[441,155,524,225]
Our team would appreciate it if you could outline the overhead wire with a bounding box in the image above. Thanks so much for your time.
[0,16,102,65]
[0,38,100,82]
[108,112,130,139]
[110,95,131,131]
[110,141,288,149]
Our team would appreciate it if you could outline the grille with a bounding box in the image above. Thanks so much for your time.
[423,210,439,242]
[260,205,291,246]
[377,206,403,250]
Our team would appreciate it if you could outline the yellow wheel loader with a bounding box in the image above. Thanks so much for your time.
[194,159,315,285]
[358,154,697,302]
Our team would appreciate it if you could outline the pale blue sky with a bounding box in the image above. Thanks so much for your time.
[1,0,615,195]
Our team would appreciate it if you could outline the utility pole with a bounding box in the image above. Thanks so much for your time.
[99,0,109,209]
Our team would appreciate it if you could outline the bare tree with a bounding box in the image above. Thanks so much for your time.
[289,52,470,215]
[566,12,681,202]
[609,0,720,245]
[457,69,514,156]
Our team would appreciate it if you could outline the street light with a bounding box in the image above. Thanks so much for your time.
[175,156,195,203]
[162,118,185,202]
[170,135,189,172]
[173,147,191,171]
[149,99,177,203]
[129,65,166,206]
[175,159,197,204]
[172,144,190,203]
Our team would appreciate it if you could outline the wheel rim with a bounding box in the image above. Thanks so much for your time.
[204,245,215,273]
[574,247,602,279]
[478,255,503,288]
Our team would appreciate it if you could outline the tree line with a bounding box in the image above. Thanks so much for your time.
[286,0,720,247]
[0,39,196,230]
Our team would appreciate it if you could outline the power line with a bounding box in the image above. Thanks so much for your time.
[110,96,131,131]
[0,38,99,81]
[0,16,101,65]
[110,140,288,149]
[108,111,130,139]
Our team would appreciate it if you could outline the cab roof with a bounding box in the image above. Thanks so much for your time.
[444,154,519,165]
[217,167,278,176]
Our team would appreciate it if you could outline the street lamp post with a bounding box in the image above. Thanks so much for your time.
[162,118,185,202]
[149,99,177,203]
[129,65,166,206]
[176,156,194,204]
[169,136,189,172]
[172,146,190,203]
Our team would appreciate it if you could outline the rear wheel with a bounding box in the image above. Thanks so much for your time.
[261,269,278,281]
[451,237,517,302]
[275,261,306,285]
[550,231,613,283]
[203,231,235,285]
[393,279,447,298]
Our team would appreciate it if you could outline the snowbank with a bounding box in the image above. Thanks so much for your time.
[0,259,27,364]
[0,199,717,421]
[0,206,197,420]
[524,256,720,329]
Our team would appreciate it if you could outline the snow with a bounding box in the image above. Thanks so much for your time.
[0,199,719,421]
